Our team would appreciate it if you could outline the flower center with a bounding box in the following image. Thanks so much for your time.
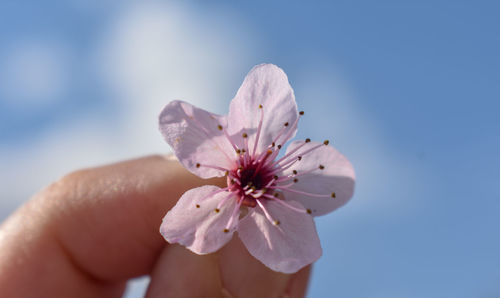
[227,159,274,208]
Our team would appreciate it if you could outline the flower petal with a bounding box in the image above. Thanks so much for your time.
[227,64,299,155]
[237,199,322,273]
[159,100,235,178]
[280,140,355,216]
[160,185,239,254]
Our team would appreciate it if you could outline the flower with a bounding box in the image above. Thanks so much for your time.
[158,64,355,273]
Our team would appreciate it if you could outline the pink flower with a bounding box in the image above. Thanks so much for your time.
[158,64,355,273]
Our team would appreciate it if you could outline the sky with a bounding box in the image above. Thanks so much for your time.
[1,1,499,297]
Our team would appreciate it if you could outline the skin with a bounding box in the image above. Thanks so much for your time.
[0,155,310,297]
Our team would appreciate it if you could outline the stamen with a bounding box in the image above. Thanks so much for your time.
[319,165,325,170]
[272,186,333,198]
[267,157,299,175]
[263,194,308,213]
[252,105,265,156]
[256,199,280,226]
[222,128,240,153]
[275,167,317,183]
[251,149,273,178]
[217,192,235,209]
[197,163,230,172]
[271,139,309,167]
[276,112,303,145]
[224,196,244,232]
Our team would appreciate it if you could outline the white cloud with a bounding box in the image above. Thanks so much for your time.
[0,1,259,218]
[0,41,71,107]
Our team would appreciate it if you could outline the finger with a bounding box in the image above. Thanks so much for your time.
[217,236,290,298]
[146,244,223,298]
[0,155,223,296]
[282,265,311,298]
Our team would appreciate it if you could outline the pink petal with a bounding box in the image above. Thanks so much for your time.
[237,199,322,273]
[159,100,235,178]
[281,140,355,216]
[227,64,298,155]
[160,185,239,254]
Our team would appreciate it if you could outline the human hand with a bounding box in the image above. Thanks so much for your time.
[0,155,310,297]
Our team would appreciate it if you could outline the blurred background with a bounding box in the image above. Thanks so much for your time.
[1,1,499,297]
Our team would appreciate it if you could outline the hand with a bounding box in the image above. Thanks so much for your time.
[0,155,310,297]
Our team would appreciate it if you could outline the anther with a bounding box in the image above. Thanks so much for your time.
[306,209,312,214]
[238,166,243,170]
[293,178,299,183]
[217,125,223,131]
[225,170,229,176]
[273,193,279,198]
[331,192,336,198]
[272,142,275,147]
[223,228,229,233]
[323,140,329,145]
[277,145,282,149]
[236,149,241,154]
[215,208,220,213]
[298,156,302,161]
[267,149,273,154]
[319,165,325,170]
[196,163,201,168]
[299,111,304,115]
[196,204,200,208]
[241,149,246,153]
[273,175,279,180]
[258,104,263,109]
[305,138,311,143]
[284,122,289,127]
[273,220,280,225]
[242,133,248,138]
[292,170,298,175]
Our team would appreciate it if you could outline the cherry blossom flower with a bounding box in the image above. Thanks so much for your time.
[158,64,355,273]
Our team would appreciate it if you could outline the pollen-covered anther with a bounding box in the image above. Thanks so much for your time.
[273,220,280,225]
[284,122,289,127]
[258,104,263,109]
[319,165,325,170]
[271,142,275,147]
[306,209,312,214]
[277,145,282,149]
[331,192,336,198]
[267,149,273,155]
[292,170,298,175]
[196,163,201,168]
[196,204,200,208]
[242,133,248,138]
[223,228,229,233]
[236,149,241,154]
[293,178,299,183]
[215,208,220,213]
[225,170,229,176]
[298,156,302,161]
[323,140,329,145]
[299,110,304,115]
[305,138,311,143]
[217,124,223,131]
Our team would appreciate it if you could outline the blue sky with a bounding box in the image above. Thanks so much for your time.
[1,1,499,297]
